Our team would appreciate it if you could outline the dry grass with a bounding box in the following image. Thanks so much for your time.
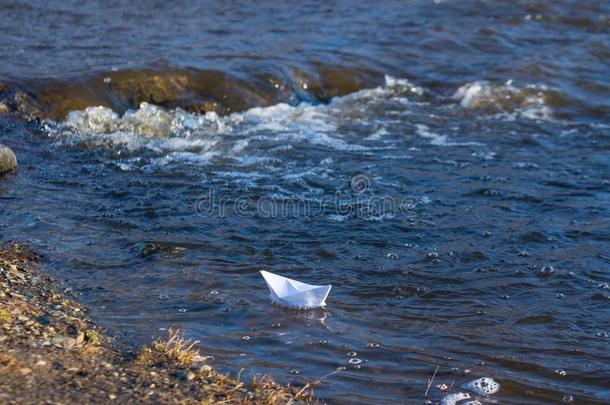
[152,328,201,366]
[137,329,315,404]
[424,365,439,397]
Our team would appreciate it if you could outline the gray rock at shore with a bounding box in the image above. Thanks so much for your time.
[0,144,17,174]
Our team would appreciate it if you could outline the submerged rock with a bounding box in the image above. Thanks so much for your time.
[0,144,17,174]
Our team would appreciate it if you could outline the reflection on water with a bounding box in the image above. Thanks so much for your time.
[0,0,609,404]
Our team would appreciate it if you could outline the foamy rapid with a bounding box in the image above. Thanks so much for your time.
[44,75,555,171]
[44,76,425,161]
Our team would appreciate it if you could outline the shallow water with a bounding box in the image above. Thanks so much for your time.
[1,1,609,403]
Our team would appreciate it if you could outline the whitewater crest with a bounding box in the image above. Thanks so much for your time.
[44,75,425,161]
[63,102,230,138]
[453,80,554,120]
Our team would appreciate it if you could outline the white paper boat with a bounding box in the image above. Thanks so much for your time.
[260,270,332,310]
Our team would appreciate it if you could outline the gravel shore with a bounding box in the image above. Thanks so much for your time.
[0,243,313,404]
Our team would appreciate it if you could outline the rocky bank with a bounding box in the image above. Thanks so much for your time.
[0,243,314,404]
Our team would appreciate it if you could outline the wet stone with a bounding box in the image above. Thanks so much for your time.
[0,144,17,174]
[51,335,76,348]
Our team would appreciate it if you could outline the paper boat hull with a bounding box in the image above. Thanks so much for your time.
[261,271,331,310]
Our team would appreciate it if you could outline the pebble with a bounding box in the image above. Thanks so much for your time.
[51,335,76,348]
[173,370,190,381]
[0,144,17,174]
[19,367,32,376]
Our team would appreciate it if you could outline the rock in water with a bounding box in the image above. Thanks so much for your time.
[0,144,17,174]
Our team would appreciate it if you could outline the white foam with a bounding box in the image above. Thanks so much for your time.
[441,392,471,405]
[415,124,482,147]
[47,75,494,178]
[453,80,553,120]
[461,377,500,396]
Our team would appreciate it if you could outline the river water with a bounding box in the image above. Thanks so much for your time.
[0,1,609,403]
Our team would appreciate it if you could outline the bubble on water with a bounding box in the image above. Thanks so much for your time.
[562,394,574,402]
[555,369,566,376]
[272,322,282,328]
[517,251,530,257]
[426,251,439,259]
[461,377,500,395]
[222,307,232,312]
[556,293,565,298]
[502,295,510,299]
[241,335,250,340]
[595,331,608,338]
[348,358,362,365]
[367,342,380,348]
[347,351,358,357]
[209,290,220,295]
[289,369,300,375]
[483,231,493,237]
[484,189,502,196]
[159,293,169,299]
[178,308,187,313]
[539,266,555,277]
[387,252,399,259]
[319,339,328,344]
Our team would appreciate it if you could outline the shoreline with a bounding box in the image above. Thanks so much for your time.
[0,243,314,404]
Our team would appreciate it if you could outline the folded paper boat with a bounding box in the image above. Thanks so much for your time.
[260,270,332,310]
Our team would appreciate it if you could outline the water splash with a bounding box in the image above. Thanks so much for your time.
[454,80,554,120]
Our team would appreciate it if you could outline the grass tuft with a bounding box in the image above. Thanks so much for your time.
[153,328,200,366]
